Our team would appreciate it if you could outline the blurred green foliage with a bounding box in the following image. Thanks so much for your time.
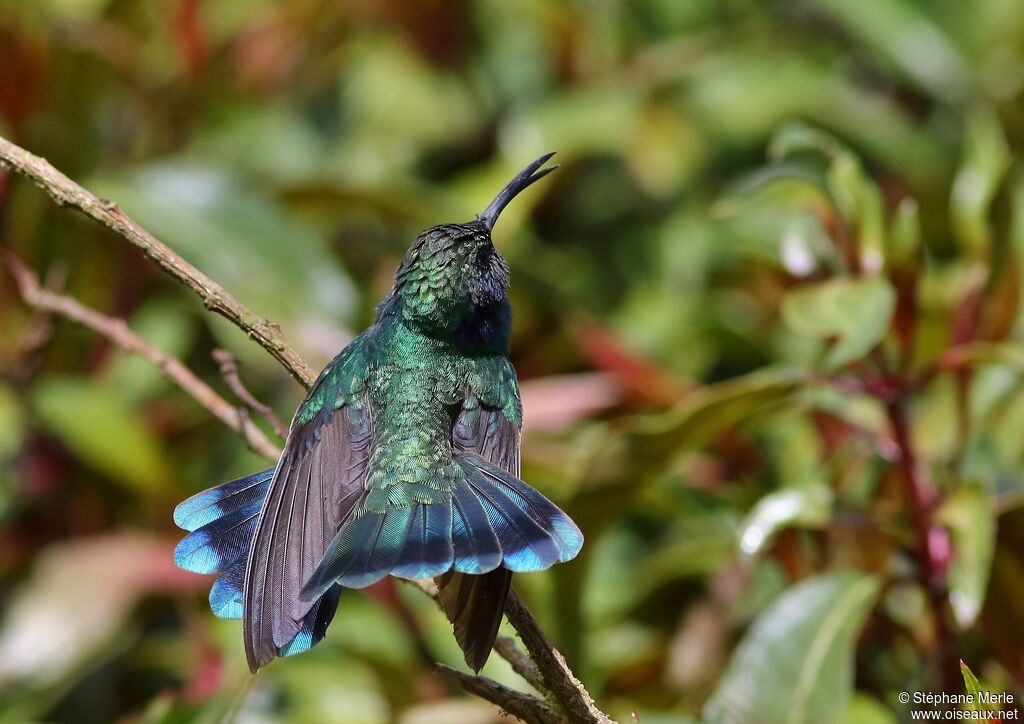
[2,1,1024,722]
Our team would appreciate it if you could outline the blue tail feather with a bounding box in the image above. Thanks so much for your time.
[316,507,416,590]
[469,480,561,571]
[451,482,502,574]
[391,502,454,580]
[463,454,584,562]
[174,468,345,660]
[300,456,582,601]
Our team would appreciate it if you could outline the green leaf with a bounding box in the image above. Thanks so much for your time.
[809,0,969,100]
[889,197,921,267]
[841,694,896,724]
[769,123,850,163]
[782,277,896,368]
[739,485,833,556]
[0,383,24,462]
[702,572,880,724]
[631,367,806,454]
[0,384,24,518]
[32,378,171,493]
[38,0,114,21]
[951,110,1010,260]
[770,123,886,272]
[826,154,885,274]
[715,165,833,222]
[959,660,998,714]
[937,482,996,628]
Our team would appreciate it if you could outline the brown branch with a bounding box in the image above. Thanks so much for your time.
[401,579,551,696]
[402,575,610,720]
[436,665,561,724]
[0,133,613,723]
[0,136,316,388]
[212,348,289,440]
[506,591,613,724]
[4,252,281,462]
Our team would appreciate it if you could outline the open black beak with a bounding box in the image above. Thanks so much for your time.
[478,152,558,231]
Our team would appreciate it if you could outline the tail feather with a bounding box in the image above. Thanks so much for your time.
[467,476,562,572]
[451,482,502,574]
[391,502,454,580]
[301,455,582,600]
[463,453,583,562]
[305,508,416,592]
[438,568,512,673]
[175,454,582,670]
[300,502,457,599]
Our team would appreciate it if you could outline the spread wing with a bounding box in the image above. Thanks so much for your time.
[242,356,372,672]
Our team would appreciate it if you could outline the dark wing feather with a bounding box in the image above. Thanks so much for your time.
[438,400,521,671]
[279,584,343,657]
[174,469,274,532]
[243,399,371,672]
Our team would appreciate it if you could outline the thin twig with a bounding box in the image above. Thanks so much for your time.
[0,133,613,722]
[212,348,289,439]
[3,252,281,461]
[495,634,545,693]
[9,265,65,384]
[0,136,316,388]
[436,665,561,724]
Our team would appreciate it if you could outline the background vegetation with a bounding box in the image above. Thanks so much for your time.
[2,1,1024,722]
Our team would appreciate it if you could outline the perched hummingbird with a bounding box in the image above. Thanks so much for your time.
[173,154,583,673]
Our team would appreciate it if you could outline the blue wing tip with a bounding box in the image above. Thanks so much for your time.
[173,490,222,531]
[174,531,209,572]
[557,521,585,562]
[173,468,276,531]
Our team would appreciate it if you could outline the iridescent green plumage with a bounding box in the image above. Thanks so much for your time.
[295,229,521,506]
[173,154,583,674]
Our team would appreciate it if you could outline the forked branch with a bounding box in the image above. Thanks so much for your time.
[0,134,612,723]
[4,252,281,461]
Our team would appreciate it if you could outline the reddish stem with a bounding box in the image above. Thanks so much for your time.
[885,399,948,583]
[885,397,956,687]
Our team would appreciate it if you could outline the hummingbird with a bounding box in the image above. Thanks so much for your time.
[173,154,583,673]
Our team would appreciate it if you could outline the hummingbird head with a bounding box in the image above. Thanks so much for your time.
[384,153,557,349]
